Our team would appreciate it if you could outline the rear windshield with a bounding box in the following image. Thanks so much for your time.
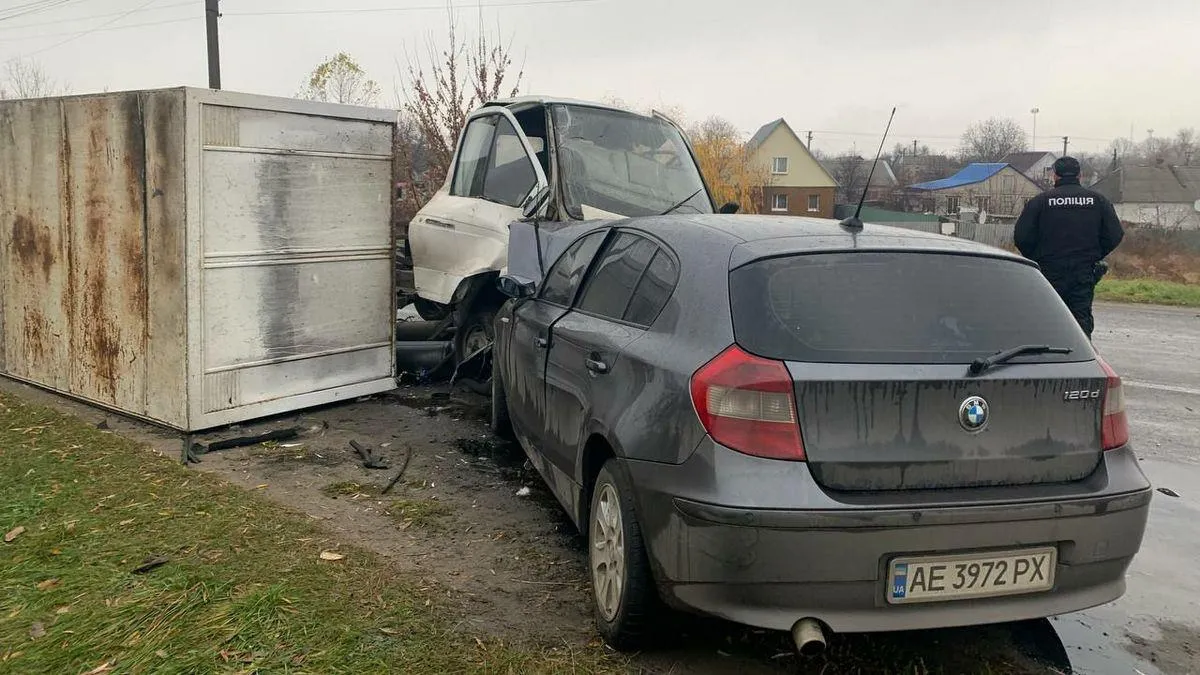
[730,252,1094,364]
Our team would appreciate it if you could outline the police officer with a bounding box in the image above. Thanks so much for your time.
[1014,156,1124,339]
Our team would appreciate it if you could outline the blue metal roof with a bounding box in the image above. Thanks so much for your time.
[909,163,1008,190]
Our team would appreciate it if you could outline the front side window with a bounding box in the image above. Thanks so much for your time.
[451,116,497,197]
[552,105,711,219]
[772,157,789,174]
[577,233,657,320]
[539,231,606,307]
[807,194,820,212]
[772,193,789,212]
[481,118,538,207]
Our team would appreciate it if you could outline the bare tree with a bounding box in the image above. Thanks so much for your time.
[396,8,524,213]
[959,117,1028,162]
[1,58,63,99]
[826,154,871,205]
[298,52,381,106]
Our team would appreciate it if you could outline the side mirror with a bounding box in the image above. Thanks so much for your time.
[719,202,740,214]
[521,185,552,220]
[498,275,536,300]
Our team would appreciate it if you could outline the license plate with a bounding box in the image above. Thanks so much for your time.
[887,547,1056,604]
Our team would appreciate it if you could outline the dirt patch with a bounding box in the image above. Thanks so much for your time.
[1125,620,1200,675]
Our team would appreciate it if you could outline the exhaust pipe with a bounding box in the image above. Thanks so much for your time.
[791,618,827,657]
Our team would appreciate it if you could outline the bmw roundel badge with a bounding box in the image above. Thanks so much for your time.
[958,396,989,433]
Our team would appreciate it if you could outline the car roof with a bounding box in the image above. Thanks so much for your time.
[593,214,1031,269]
[484,95,651,118]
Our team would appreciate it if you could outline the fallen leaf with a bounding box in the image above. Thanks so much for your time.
[4,526,24,543]
[379,627,400,635]
[318,551,345,561]
[54,606,70,615]
[29,622,45,639]
[291,654,307,666]
[155,650,167,658]
[49,549,61,556]
[82,661,115,675]
[119,519,134,526]
[254,484,268,490]
[35,579,60,591]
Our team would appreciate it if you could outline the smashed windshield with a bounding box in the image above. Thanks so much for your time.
[551,104,712,219]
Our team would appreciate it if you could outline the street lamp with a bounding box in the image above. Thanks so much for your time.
[1030,107,1040,150]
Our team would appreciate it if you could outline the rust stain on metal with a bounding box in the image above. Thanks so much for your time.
[122,95,148,319]
[81,272,121,402]
[11,215,53,279]
[22,308,49,364]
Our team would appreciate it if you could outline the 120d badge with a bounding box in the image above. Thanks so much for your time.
[1063,389,1102,401]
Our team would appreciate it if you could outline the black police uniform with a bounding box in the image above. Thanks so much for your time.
[1013,157,1124,338]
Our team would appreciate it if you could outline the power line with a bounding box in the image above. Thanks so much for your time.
[7,15,195,42]
[0,1,190,32]
[21,0,164,57]
[224,0,603,18]
[0,0,89,23]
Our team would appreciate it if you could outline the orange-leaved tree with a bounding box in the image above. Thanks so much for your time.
[687,116,769,214]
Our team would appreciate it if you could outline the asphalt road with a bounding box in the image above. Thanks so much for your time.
[1061,303,1200,675]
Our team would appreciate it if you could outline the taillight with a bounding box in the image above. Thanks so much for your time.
[1098,357,1129,451]
[690,345,805,461]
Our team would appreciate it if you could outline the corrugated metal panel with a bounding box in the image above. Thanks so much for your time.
[62,95,149,410]
[194,101,394,424]
[2,92,187,424]
[143,91,189,425]
[1,97,72,392]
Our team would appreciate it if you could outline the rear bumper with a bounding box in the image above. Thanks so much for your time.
[626,445,1152,633]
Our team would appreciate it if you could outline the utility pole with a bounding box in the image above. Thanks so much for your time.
[205,0,221,90]
[912,139,918,155]
[806,130,813,149]
[1062,136,1069,156]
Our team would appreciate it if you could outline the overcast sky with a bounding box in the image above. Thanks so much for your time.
[3,0,1197,155]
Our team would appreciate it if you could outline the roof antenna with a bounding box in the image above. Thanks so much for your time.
[840,106,897,231]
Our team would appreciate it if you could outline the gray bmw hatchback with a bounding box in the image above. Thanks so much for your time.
[491,214,1151,652]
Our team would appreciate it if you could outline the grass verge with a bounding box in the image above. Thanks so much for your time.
[0,394,620,674]
[1097,278,1200,307]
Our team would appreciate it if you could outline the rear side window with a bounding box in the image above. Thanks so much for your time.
[730,252,1094,364]
[623,250,678,326]
[540,231,606,307]
[578,233,657,320]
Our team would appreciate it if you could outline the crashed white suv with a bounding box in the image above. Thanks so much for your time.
[407,97,725,361]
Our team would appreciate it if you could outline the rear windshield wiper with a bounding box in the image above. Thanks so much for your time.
[660,188,704,215]
[969,345,1073,375]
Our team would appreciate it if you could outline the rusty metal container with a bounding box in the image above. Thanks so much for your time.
[0,88,397,431]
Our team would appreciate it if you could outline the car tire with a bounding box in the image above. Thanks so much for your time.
[453,307,495,365]
[413,297,451,321]
[490,366,513,440]
[589,458,658,651]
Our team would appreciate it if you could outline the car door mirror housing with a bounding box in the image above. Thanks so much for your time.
[522,185,552,220]
[719,202,740,214]
[498,274,536,299]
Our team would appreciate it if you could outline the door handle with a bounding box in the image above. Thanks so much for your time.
[585,357,610,374]
[425,217,455,229]
[534,336,549,349]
